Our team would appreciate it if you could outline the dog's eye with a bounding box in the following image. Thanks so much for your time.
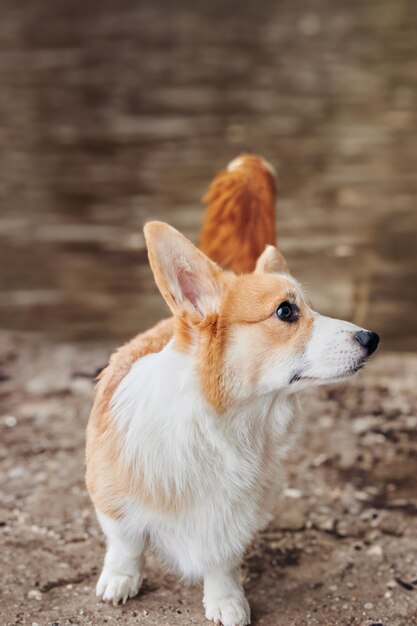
[276,301,299,322]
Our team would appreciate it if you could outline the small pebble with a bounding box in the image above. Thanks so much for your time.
[4,415,17,428]
[9,466,24,478]
[364,602,374,610]
[28,590,42,601]
[367,545,383,557]
[284,488,303,499]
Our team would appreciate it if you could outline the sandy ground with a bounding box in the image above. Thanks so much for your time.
[1,333,417,626]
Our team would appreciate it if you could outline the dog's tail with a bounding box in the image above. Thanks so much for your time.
[199,154,277,273]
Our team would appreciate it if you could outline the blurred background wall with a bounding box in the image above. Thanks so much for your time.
[0,0,416,349]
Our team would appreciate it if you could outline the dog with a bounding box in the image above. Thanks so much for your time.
[86,155,379,626]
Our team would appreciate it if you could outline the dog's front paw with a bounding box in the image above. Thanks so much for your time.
[96,568,142,606]
[204,594,251,626]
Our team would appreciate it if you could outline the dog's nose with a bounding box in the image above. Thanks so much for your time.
[354,330,380,355]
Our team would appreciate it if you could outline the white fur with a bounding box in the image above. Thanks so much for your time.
[95,297,374,624]
[303,314,366,379]
[96,510,145,605]
[96,338,299,624]
[287,314,369,389]
[108,340,295,577]
[227,155,276,177]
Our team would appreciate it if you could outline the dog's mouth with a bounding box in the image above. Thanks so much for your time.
[289,362,365,385]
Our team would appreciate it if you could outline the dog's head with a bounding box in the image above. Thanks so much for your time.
[144,222,379,412]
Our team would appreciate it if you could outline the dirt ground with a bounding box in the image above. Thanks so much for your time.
[0,333,416,626]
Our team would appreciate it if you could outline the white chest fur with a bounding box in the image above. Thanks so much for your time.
[111,341,297,578]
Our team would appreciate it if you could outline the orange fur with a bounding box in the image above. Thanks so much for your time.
[200,154,277,273]
[197,273,313,413]
[90,317,174,433]
[173,313,197,353]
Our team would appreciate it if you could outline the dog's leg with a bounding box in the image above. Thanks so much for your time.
[95,509,145,606]
[203,565,250,626]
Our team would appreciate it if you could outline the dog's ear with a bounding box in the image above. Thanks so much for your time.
[255,244,289,274]
[144,222,225,317]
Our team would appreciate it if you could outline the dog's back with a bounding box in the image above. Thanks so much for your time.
[200,154,276,273]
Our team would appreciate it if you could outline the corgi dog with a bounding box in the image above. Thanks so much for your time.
[86,155,379,626]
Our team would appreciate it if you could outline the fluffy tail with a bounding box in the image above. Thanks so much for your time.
[199,154,277,273]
